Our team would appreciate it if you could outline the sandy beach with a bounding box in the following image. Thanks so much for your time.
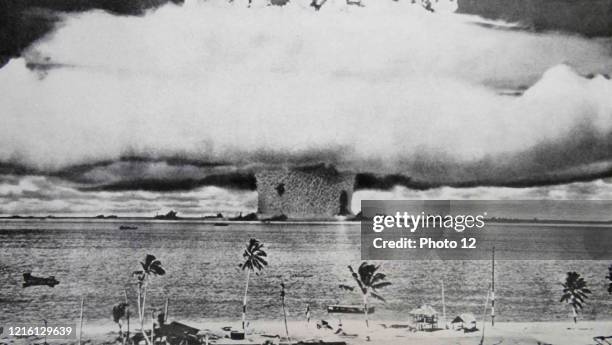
[4,318,611,345]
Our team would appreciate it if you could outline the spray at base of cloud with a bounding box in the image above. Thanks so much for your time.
[0,0,611,186]
[1,173,611,216]
[351,179,612,215]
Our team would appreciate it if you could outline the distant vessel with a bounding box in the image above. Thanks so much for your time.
[155,210,180,220]
[23,273,59,288]
[119,225,138,230]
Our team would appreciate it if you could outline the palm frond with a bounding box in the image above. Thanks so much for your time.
[370,273,387,285]
[561,271,592,315]
[342,262,391,302]
[339,284,355,291]
[348,265,366,294]
[371,281,392,290]
[241,238,268,273]
[369,292,386,303]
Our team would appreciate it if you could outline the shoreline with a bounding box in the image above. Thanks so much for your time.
[6,319,611,345]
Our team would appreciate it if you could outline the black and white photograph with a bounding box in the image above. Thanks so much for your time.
[1,1,612,345]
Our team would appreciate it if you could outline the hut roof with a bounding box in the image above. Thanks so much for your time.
[409,304,437,316]
[451,313,476,325]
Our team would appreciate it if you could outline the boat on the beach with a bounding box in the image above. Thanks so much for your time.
[327,305,375,314]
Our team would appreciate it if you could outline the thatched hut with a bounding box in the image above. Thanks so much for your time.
[409,305,438,331]
[450,313,477,331]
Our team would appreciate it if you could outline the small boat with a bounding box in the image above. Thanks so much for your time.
[119,225,138,230]
[23,273,59,288]
[327,305,375,314]
[213,223,229,227]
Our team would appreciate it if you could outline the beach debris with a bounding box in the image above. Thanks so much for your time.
[379,323,412,329]
[327,305,375,314]
[156,322,199,345]
[316,320,333,330]
[230,331,245,340]
[22,273,59,288]
[594,335,612,345]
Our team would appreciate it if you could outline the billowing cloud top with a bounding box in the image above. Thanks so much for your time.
[1,0,612,207]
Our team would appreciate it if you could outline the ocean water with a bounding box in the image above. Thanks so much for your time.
[0,220,611,326]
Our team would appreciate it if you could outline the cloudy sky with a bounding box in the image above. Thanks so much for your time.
[1,0,611,216]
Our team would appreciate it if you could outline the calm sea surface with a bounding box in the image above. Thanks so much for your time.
[1,220,611,325]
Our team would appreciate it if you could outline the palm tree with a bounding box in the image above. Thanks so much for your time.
[560,271,591,323]
[339,262,391,328]
[239,238,268,331]
[132,254,166,344]
[607,264,612,295]
[112,302,128,344]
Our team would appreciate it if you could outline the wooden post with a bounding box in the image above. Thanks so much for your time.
[164,298,169,323]
[280,281,290,341]
[479,285,490,345]
[441,279,447,329]
[491,246,495,327]
[78,296,85,345]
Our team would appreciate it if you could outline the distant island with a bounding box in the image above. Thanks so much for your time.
[1,212,611,225]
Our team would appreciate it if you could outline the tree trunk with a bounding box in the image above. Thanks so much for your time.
[78,296,84,345]
[151,310,155,345]
[282,294,289,340]
[142,282,152,345]
[363,294,369,328]
[242,270,251,331]
[137,285,142,333]
[124,289,130,345]
[572,306,577,324]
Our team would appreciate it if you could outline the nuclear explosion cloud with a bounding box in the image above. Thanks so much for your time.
[1,0,612,215]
